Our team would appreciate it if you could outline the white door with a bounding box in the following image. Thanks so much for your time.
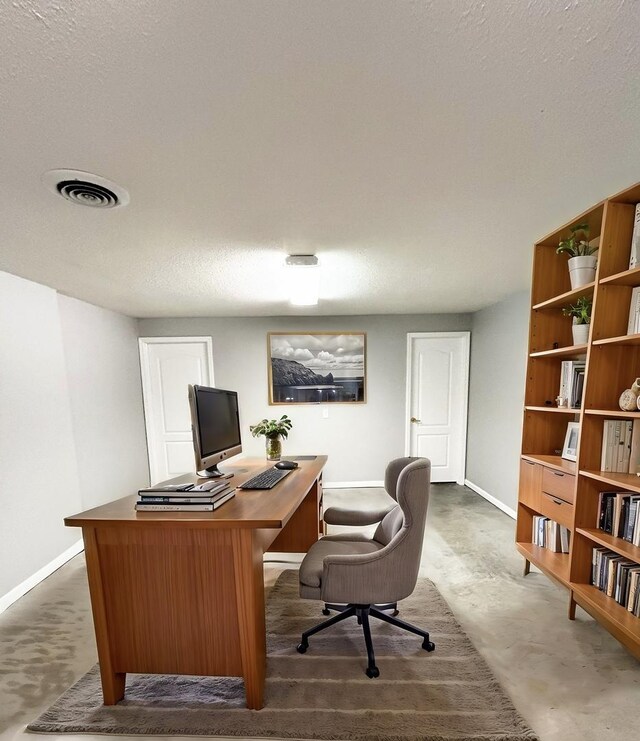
[139,337,214,484]
[405,333,470,484]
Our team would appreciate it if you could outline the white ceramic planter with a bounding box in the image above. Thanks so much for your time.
[572,322,590,345]
[568,255,597,289]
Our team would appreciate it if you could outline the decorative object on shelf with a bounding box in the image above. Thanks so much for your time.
[268,332,366,404]
[562,296,592,344]
[249,415,293,460]
[619,378,640,411]
[561,421,580,461]
[556,395,568,408]
[557,223,598,288]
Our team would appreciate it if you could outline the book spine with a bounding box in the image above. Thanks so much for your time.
[135,503,215,511]
[629,203,640,269]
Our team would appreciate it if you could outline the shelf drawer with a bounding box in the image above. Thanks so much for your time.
[519,459,543,510]
[537,491,574,528]
[542,467,575,504]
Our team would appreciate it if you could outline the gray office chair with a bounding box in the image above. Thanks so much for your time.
[296,457,434,678]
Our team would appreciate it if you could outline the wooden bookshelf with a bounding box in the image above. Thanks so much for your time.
[517,181,640,660]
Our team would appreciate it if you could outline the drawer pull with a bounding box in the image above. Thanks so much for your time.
[524,461,535,466]
[551,497,564,505]
[553,472,564,477]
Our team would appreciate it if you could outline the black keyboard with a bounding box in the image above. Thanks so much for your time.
[239,467,292,490]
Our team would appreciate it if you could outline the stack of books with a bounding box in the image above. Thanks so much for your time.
[135,480,235,512]
[532,516,570,553]
[628,203,640,269]
[627,286,640,335]
[598,491,640,546]
[592,548,640,616]
[559,360,585,408]
[600,419,640,473]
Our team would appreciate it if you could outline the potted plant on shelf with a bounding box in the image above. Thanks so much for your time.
[557,223,598,289]
[562,295,592,345]
[250,415,293,461]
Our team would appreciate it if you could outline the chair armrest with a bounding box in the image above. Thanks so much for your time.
[323,506,394,527]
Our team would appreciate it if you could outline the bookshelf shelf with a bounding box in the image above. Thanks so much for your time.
[529,344,588,359]
[576,528,640,565]
[524,405,579,414]
[571,584,640,653]
[592,333,640,347]
[532,282,595,311]
[518,181,640,660]
[580,469,640,495]
[584,409,640,418]
[600,266,640,287]
[516,542,571,587]
[521,454,576,475]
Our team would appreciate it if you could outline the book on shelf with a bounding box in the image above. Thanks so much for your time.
[597,491,640,545]
[559,360,586,408]
[592,548,640,615]
[628,286,640,335]
[600,420,632,473]
[532,516,570,553]
[135,489,236,512]
[629,203,640,270]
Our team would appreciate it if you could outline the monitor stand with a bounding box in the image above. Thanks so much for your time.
[197,464,234,479]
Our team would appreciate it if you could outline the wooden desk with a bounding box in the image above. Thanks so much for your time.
[65,455,326,710]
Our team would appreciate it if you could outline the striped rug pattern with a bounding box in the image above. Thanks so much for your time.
[28,570,537,740]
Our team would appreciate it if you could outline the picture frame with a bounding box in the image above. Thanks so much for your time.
[561,421,580,461]
[267,332,366,405]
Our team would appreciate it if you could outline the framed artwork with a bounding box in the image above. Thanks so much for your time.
[268,332,366,404]
[561,421,580,461]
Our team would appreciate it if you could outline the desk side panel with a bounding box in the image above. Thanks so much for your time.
[96,527,242,676]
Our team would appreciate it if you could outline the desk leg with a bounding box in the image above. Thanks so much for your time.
[83,527,126,705]
[232,529,266,710]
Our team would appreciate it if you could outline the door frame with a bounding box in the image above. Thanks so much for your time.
[138,336,215,484]
[404,331,470,485]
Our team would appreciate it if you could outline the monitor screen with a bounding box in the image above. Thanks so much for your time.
[193,386,241,457]
[189,386,242,476]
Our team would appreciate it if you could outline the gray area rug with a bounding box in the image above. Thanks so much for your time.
[28,569,537,740]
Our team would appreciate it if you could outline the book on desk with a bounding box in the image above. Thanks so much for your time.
[135,480,235,511]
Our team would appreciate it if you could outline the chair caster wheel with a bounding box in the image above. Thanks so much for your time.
[422,640,436,652]
[322,608,330,615]
[365,666,380,678]
[391,609,399,616]
[296,642,308,654]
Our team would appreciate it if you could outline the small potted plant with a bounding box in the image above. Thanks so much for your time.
[562,295,592,345]
[557,223,598,289]
[250,415,293,460]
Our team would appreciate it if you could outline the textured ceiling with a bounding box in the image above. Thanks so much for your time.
[1,0,639,318]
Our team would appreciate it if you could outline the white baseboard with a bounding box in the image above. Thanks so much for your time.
[324,480,384,489]
[464,479,517,520]
[0,539,84,614]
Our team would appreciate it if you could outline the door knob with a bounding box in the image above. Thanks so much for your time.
[410,417,421,423]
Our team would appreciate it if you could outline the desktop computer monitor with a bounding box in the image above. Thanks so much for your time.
[188,385,242,477]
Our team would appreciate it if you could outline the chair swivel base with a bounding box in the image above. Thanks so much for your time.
[296,603,435,678]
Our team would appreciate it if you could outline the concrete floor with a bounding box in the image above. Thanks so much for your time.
[1,483,639,741]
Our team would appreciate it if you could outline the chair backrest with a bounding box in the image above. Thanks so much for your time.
[372,457,431,598]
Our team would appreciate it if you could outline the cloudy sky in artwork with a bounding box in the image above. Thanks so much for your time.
[270,334,365,375]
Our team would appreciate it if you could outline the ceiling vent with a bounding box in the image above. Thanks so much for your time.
[42,169,129,208]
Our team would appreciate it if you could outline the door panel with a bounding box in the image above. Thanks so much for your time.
[407,333,469,484]
[139,338,214,484]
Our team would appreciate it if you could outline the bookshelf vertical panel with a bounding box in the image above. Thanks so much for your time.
[522,411,574,457]
[569,529,596,584]
[584,345,640,410]
[531,245,571,306]
[524,358,563,407]
[597,201,636,279]
[590,284,633,341]
[529,309,574,353]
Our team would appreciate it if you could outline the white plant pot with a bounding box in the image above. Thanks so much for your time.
[572,322,590,345]
[568,255,597,289]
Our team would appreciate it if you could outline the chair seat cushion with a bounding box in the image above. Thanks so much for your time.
[299,538,383,588]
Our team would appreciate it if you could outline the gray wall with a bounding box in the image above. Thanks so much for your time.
[58,294,149,509]
[138,314,472,483]
[0,271,149,602]
[466,290,530,513]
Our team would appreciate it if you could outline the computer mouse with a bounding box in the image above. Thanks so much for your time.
[275,460,298,470]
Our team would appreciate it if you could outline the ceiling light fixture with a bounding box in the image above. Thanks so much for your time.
[285,254,319,306]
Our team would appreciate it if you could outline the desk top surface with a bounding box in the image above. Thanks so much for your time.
[65,455,327,530]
